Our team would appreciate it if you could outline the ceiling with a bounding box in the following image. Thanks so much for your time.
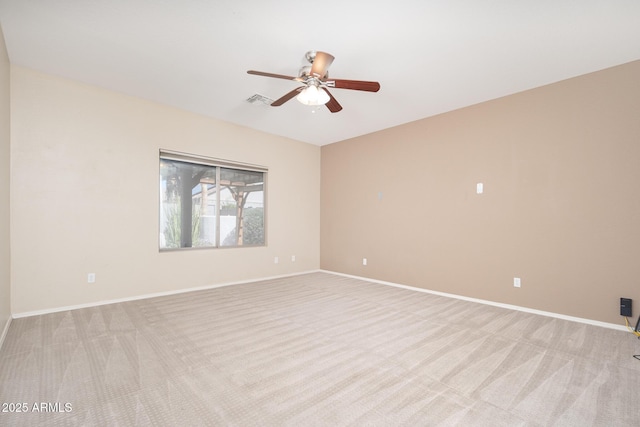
[1,0,639,146]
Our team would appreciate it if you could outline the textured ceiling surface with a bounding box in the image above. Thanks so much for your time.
[1,0,639,145]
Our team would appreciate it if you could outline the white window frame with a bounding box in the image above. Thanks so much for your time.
[159,150,267,250]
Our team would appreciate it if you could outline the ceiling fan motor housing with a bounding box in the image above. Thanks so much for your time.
[304,50,318,64]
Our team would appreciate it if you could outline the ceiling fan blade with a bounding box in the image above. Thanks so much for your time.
[310,51,335,78]
[247,70,300,81]
[321,88,343,113]
[271,87,304,106]
[327,79,380,92]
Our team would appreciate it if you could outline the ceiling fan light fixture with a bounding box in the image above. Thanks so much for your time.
[296,85,330,106]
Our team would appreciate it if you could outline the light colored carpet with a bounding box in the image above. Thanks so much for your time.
[1,272,639,426]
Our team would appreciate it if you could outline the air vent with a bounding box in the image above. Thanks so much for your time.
[246,94,274,106]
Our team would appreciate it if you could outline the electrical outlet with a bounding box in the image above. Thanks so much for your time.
[291,255,296,262]
[363,258,367,266]
[620,298,632,317]
[513,277,521,288]
[87,273,96,284]
[274,257,279,264]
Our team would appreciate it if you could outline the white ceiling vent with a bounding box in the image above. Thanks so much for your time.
[246,94,274,106]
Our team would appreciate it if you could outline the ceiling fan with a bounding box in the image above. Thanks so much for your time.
[247,51,380,113]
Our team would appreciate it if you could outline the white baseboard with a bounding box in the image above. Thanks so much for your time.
[321,270,628,332]
[0,315,11,351]
[12,270,322,319]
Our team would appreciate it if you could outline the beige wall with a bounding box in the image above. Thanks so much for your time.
[0,26,10,333]
[10,66,320,314]
[321,60,640,325]
[8,59,640,325]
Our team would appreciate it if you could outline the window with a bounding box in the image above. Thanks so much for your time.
[159,150,266,250]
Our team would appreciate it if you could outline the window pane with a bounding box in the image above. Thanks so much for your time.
[159,153,266,250]
[220,168,265,247]
[160,159,217,249]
